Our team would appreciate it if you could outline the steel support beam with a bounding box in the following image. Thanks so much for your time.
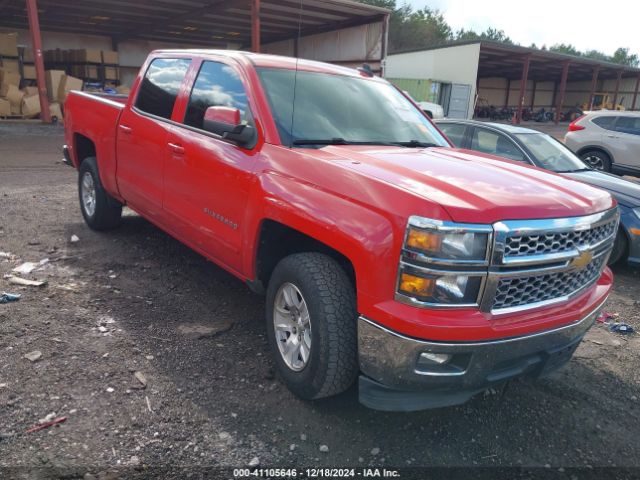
[555,61,570,124]
[251,0,261,53]
[380,13,390,76]
[612,70,623,108]
[504,78,510,108]
[515,54,531,124]
[588,66,600,110]
[25,0,51,123]
[632,74,640,110]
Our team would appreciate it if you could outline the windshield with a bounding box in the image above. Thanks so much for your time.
[257,68,450,148]
[513,133,589,172]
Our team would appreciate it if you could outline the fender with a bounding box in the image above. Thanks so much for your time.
[243,170,398,309]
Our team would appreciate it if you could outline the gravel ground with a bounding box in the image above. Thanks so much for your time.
[1,124,640,479]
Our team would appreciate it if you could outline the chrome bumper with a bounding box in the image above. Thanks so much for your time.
[358,299,606,411]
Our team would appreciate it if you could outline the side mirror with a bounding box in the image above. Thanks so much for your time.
[202,106,255,146]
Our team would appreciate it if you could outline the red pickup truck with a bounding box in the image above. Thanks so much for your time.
[64,50,618,411]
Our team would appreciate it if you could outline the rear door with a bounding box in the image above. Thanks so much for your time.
[163,58,259,273]
[611,116,640,169]
[116,57,191,218]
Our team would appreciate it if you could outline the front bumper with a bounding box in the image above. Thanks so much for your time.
[358,299,606,411]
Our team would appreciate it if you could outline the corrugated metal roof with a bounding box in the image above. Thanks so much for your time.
[0,0,389,47]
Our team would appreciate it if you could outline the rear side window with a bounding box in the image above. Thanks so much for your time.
[184,61,253,130]
[135,58,191,120]
[438,123,466,147]
[614,116,640,136]
[592,116,616,130]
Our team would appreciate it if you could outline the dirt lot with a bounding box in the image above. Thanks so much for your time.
[1,124,640,478]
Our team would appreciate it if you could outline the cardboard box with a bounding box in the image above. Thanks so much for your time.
[75,49,102,64]
[0,68,21,87]
[21,94,41,117]
[58,74,83,103]
[45,70,65,101]
[1,59,20,73]
[116,85,131,95]
[4,83,24,108]
[0,98,10,116]
[49,102,63,122]
[102,50,119,65]
[22,86,38,97]
[0,33,18,57]
[22,47,34,62]
[0,82,10,97]
[22,64,36,80]
[104,66,119,80]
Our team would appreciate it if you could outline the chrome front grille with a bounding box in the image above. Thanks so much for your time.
[504,221,617,257]
[492,256,605,310]
[485,209,619,313]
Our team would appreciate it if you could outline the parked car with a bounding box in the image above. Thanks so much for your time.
[417,101,445,119]
[435,119,640,266]
[64,50,617,411]
[564,111,640,175]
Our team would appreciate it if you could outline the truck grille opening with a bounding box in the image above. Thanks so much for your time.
[504,220,616,258]
[492,256,605,311]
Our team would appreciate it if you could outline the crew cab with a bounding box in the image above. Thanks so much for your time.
[63,50,618,411]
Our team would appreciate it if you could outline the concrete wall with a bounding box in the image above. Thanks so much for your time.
[386,44,480,118]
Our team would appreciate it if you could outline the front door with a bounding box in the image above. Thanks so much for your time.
[116,57,191,219]
[163,59,259,273]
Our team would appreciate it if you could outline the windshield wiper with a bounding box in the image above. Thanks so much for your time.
[292,138,439,148]
[554,168,591,173]
[388,140,439,148]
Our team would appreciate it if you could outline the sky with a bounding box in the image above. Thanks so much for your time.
[408,0,639,57]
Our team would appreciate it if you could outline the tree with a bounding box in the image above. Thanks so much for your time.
[611,47,639,67]
[549,43,581,56]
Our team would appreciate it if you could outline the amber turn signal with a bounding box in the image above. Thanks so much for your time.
[399,273,435,297]
[406,228,441,252]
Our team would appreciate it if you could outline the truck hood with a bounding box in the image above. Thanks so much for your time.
[316,145,615,223]
[563,170,640,208]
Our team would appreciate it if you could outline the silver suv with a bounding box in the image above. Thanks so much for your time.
[565,111,640,174]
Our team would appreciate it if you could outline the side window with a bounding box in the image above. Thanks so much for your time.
[471,128,525,162]
[438,123,466,147]
[135,58,191,120]
[614,116,640,136]
[592,116,616,131]
[184,61,253,131]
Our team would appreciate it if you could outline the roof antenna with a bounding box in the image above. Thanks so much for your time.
[288,0,304,148]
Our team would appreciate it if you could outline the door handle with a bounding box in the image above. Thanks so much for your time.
[168,142,185,155]
[606,135,619,139]
[119,124,132,134]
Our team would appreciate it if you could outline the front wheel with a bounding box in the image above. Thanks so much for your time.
[266,253,358,400]
[78,157,122,230]
[608,230,628,266]
[580,150,611,172]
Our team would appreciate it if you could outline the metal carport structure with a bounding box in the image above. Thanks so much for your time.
[476,41,640,124]
[0,0,390,122]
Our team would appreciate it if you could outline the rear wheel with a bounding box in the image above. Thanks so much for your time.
[608,230,628,266]
[78,157,122,230]
[580,149,611,172]
[266,253,358,400]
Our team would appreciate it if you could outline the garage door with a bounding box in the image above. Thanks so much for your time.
[448,84,471,119]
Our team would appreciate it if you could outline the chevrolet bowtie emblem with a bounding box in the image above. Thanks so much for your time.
[570,250,593,269]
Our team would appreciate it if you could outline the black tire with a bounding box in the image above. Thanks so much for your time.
[580,149,612,172]
[266,252,358,400]
[608,230,628,266]
[78,156,122,230]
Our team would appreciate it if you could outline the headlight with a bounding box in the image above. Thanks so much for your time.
[398,267,484,305]
[404,216,491,263]
[397,216,492,307]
